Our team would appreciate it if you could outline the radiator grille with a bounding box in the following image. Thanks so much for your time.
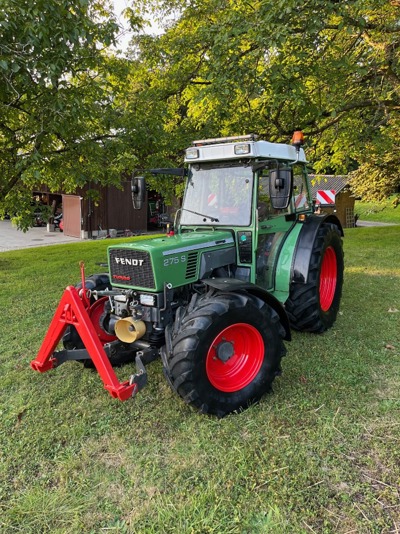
[185,252,199,279]
[109,249,155,289]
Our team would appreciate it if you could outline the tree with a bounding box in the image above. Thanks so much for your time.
[128,0,400,202]
[0,0,143,229]
[2,0,399,227]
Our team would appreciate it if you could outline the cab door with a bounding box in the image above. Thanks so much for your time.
[255,164,312,292]
[255,170,294,291]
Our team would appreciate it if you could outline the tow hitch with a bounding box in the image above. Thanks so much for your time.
[30,264,154,401]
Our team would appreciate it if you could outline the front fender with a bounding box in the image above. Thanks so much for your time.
[202,277,291,341]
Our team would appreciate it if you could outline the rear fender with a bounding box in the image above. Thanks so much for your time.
[292,214,343,284]
[202,278,291,341]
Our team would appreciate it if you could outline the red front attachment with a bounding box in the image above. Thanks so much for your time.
[30,285,137,401]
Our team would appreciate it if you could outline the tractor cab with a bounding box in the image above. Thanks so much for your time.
[179,133,312,230]
[170,133,314,298]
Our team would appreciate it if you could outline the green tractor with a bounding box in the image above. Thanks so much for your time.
[31,132,344,417]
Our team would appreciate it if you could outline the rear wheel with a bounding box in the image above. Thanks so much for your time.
[165,291,286,417]
[286,223,344,333]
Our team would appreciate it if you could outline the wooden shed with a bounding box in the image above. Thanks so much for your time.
[309,175,356,228]
[35,180,149,238]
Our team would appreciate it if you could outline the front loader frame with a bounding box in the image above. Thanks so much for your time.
[30,284,145,400]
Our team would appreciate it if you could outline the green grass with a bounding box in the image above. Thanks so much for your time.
[0,228,399,533]
[355,196,400,224]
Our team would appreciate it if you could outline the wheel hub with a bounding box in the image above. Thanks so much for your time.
[206,323,265,392]
[215,340,235,362]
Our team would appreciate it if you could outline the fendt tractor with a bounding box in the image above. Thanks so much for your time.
[31,132,344,416]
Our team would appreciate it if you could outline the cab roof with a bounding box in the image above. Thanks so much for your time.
[184,135,307,164]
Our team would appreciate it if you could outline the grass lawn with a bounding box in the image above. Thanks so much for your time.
[355,197,400,224]
[0,227,399,533]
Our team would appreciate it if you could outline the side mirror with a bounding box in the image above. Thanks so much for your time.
[131,176,146,210]
[269,168,293,210]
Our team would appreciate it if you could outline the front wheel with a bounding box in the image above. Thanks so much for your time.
[165,291,286,417]
[286,223,344,333]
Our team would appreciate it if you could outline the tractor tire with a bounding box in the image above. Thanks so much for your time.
[62,274,132,367]
[165,291,286,417]
[286,223,344,333]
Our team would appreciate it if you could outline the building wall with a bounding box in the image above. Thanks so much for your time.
[106,181,148,232]
[80,183,148,237]
[35,180,149,238]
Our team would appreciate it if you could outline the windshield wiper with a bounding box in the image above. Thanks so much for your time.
[182,208,219,223]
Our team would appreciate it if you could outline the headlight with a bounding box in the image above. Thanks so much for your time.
[234,143,251,155]
[139,294,156,306]
[185,148,199,159]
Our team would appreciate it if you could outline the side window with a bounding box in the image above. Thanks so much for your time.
[258,174,271,221]
[292,166,311,211]
[257,164,310,219]
[258,171,290,219]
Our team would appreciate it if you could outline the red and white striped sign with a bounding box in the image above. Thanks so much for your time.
[208,193,217,207]
[316,189,336,205]
[294,193,307,208]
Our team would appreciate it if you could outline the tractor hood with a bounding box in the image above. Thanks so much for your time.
[108,231,235,291]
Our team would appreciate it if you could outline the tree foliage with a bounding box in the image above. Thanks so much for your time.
[1,0,399,228]
[127,0,400,202]
[0,0,143,228]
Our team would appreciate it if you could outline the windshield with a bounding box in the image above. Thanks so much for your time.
[180,163,253,226]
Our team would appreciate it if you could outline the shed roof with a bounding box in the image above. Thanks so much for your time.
[308,175,349,198]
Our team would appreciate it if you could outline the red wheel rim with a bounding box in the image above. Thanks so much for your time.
[89,297,117,344]
[206,323,264,392]
[319,246,337,312]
